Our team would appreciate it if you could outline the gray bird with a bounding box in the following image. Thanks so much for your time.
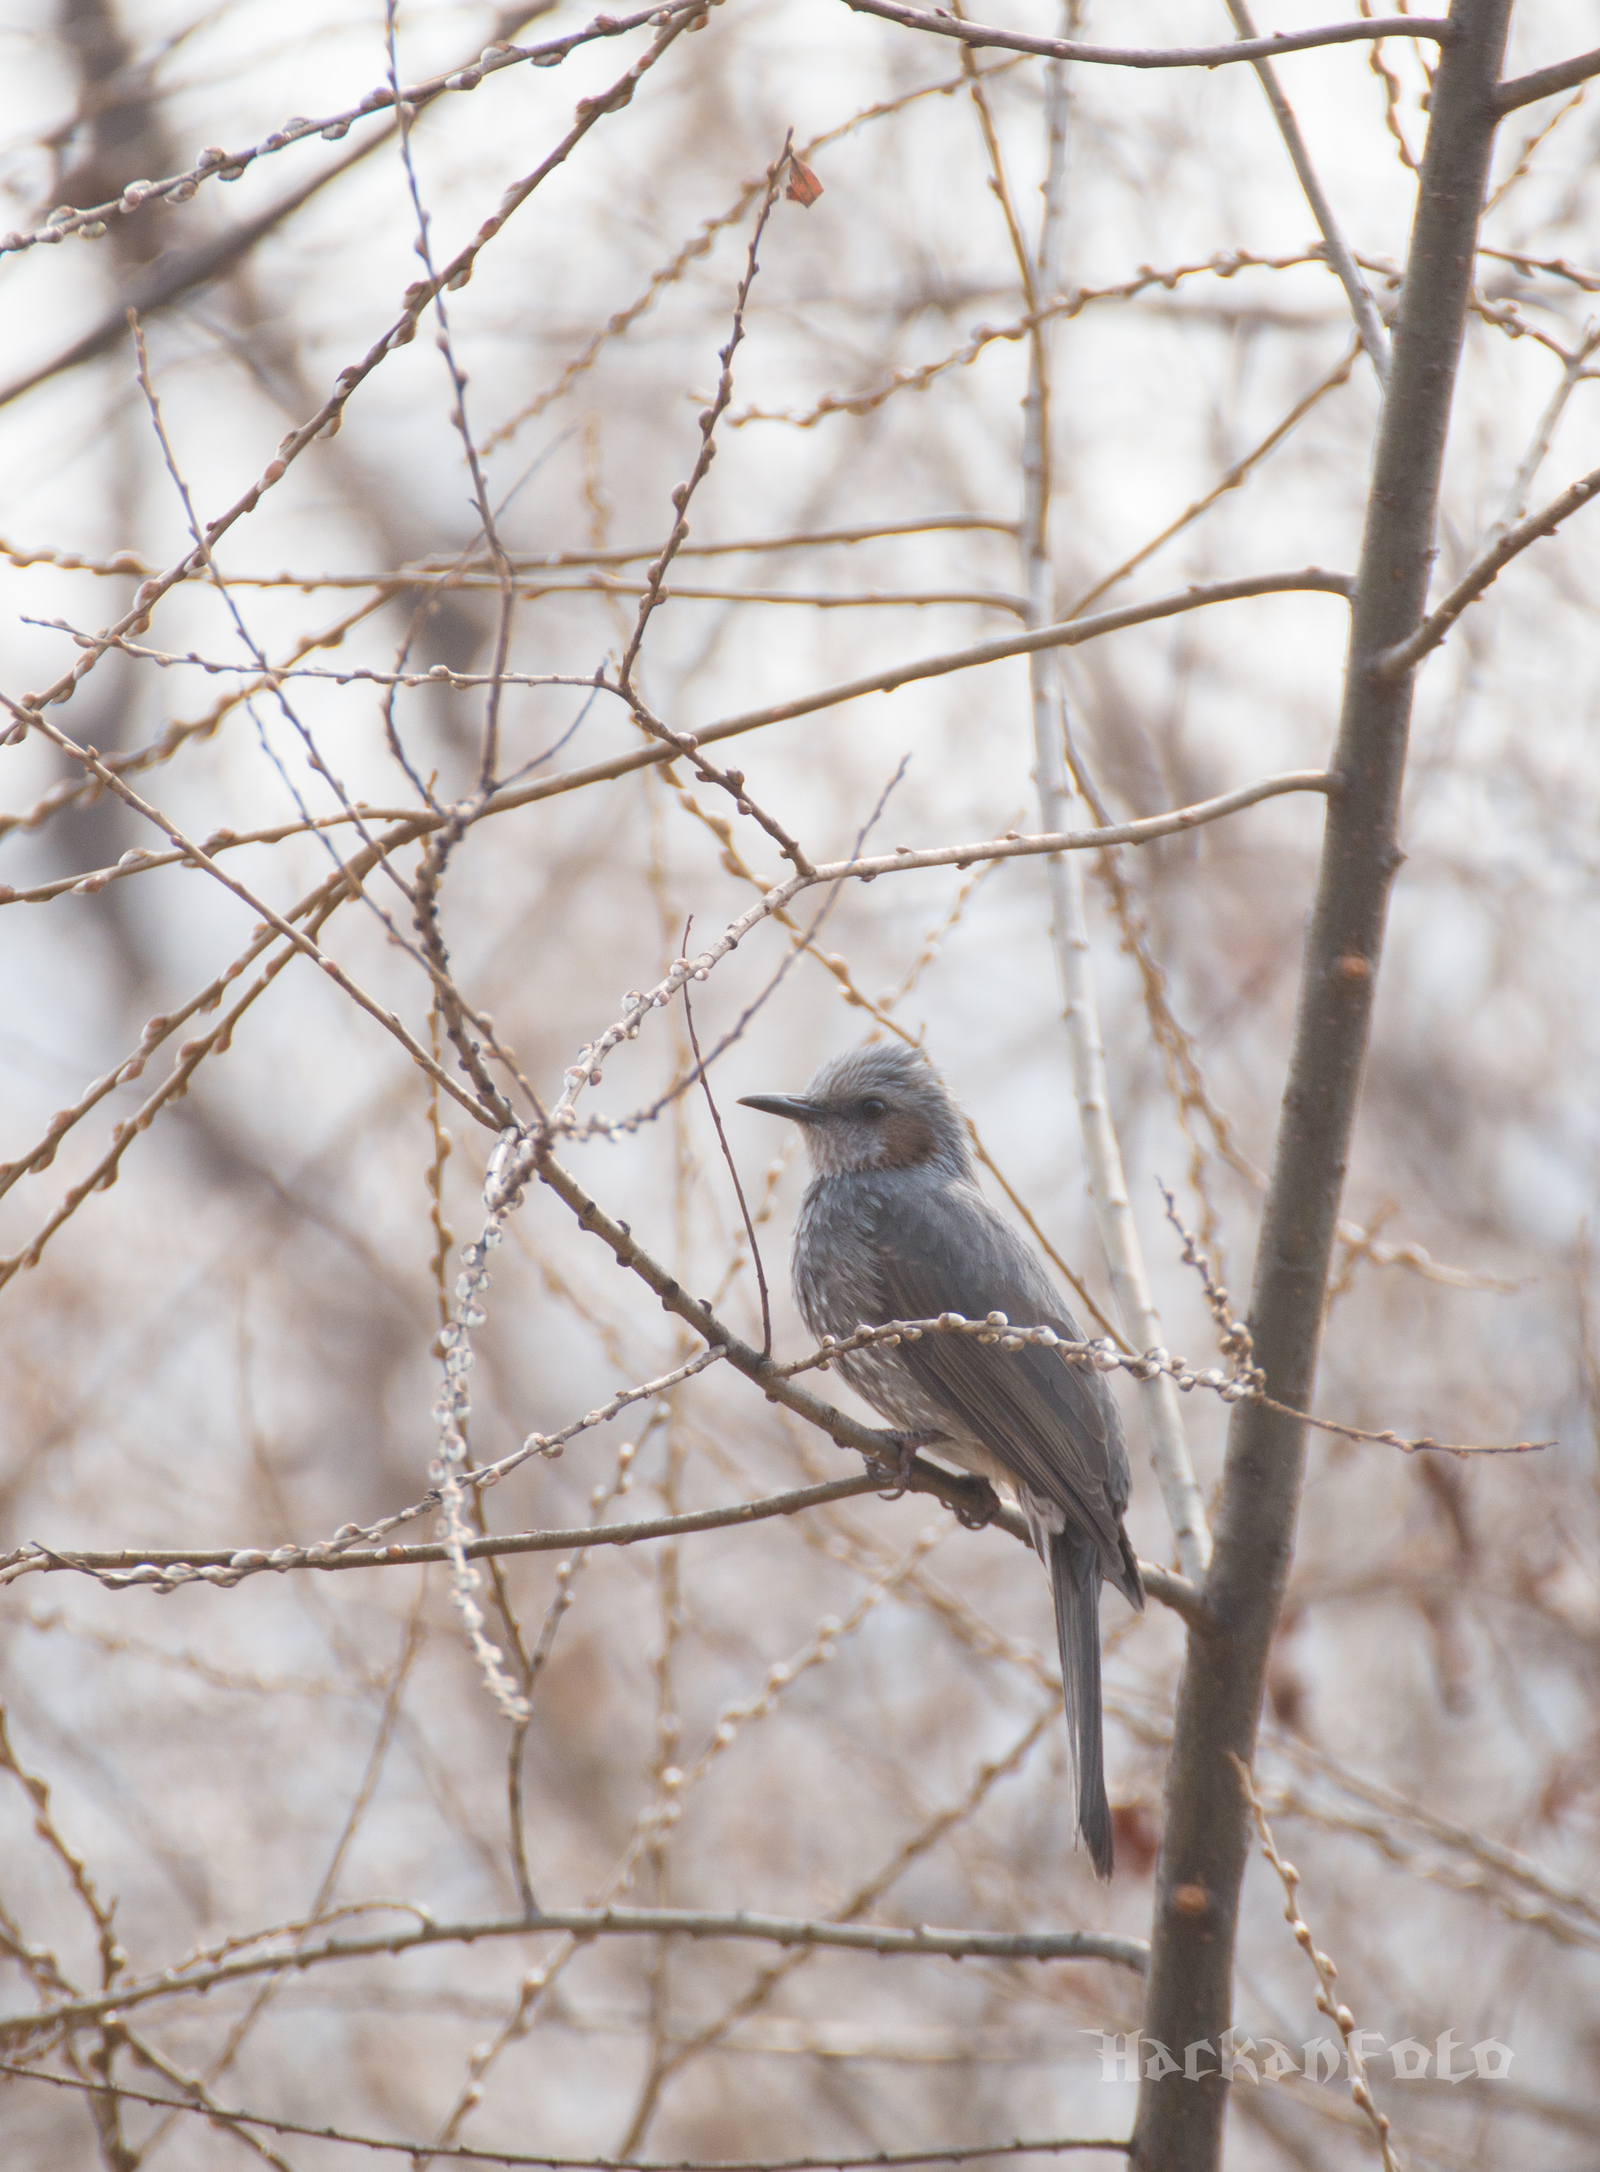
[740,1043,1142,1879]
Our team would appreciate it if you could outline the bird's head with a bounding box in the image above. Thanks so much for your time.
[740,1044,973,1178]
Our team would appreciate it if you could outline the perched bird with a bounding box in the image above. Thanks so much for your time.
[741,1043,1142,1878]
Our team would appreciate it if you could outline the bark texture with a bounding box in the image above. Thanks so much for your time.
[1132,3,1515,2163]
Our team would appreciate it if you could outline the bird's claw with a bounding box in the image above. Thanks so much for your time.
[864,1430,923,1499]
[952,1477,1001,1530]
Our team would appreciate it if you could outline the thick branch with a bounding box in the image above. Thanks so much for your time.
[1135,4,1514,2166]
[837,1,1451,70]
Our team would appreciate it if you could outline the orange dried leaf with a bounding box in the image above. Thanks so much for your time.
[785,157,823,208]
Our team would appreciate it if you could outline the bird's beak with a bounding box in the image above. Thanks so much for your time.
[738,1093,826,1125]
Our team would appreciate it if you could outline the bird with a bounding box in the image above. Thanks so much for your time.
[740,1042,1142,1879]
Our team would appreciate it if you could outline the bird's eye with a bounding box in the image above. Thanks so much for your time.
[859,1096,887,1119]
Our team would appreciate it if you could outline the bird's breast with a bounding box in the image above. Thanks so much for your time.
[792,1176,885,1342]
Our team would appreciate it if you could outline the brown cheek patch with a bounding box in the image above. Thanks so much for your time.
[879,1111,938,1168]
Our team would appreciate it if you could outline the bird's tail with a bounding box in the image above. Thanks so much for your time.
[1049,1526,1113,1880]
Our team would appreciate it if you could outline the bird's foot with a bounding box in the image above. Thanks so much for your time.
[863,1430,926,1498]
[951,1476,1001,1531]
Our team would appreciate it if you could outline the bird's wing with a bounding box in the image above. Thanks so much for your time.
[870,1179,1134,1577]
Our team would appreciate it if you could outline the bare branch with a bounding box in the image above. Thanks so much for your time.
[507,515,1020,567]
[683,968,772,1359]
[618,139,790,687]
[733,252,1349,430]
[759,773,1336,881]
[986,13,1211,1587]
[2,0,1583,2154]
[1136,8,1520,2161]
[1480,326,1600,545]
[591,574,1351,765]
[1233,1759,1402,2169]
[108,574,1343,790]
[0,2065,1134,2168]
[532,1149,1018,1536]
[6,717,489,1122]
[836,2,1452,71]
[0,1910,1149,2043]
[1496,45,1600,112]
[39,571,1339,841]
[1375,456,1600,675]
[0,11,694,735]
[0,1,682,259]
[0,130,400,412]
[774,1316,1549,1457]
[1220,0,1390,379]
[0,1478,890,1587]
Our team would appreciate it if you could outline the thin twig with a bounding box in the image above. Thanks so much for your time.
[1000,17,1209,1584]
[835,2,1452,71]
[0,2066,1132,2167]
[0,3,690,257]
[0,10,695,745]
[1156,1183,1261,1391]
[682,937,772,1358]
[619,137,791,689]
[772,1316,1550,1457]
[1221,0,1389,379]
[1233,1757,1403,2171]
[1375,456,1600,675]
[0,1912,1152,2049]
[1497,45,1600,113]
